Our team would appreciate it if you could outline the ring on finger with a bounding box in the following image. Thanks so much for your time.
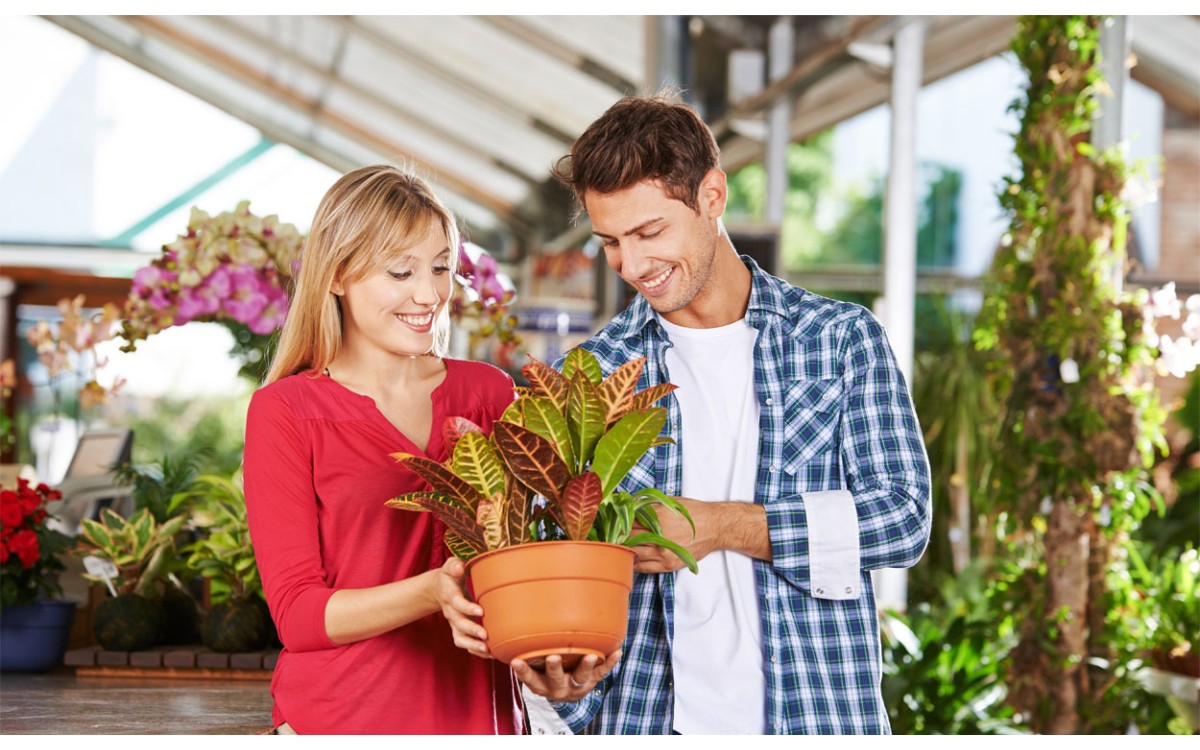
[569,676,584,689]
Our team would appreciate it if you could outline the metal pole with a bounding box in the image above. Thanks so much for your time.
[764,17,794,275]
[882,18,925,389]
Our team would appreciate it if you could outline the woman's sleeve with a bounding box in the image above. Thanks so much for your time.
[243,388,337,652]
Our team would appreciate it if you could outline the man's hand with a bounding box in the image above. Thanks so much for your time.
[434,556,493,659]
[512,652,622,703]
[633,498,771,573]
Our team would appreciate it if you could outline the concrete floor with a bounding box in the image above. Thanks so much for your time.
[0,670,273,734]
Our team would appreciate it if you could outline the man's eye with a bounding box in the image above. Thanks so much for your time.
[601,238,618,248]
[640,230,662,240]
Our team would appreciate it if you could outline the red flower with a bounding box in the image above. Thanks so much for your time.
[0,500,20,530]
[7,529,40,568]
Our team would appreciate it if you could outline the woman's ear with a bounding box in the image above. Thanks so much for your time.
[330,278,345,296]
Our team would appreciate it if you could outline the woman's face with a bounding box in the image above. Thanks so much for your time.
[332,224,454,358]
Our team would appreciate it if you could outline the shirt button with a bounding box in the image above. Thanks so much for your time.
[845,586,854,595]
[768,466,777,474]
[765,397,774,405]
[816,587,825,596]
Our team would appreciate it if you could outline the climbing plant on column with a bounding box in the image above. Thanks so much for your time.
[974,16,1174,734]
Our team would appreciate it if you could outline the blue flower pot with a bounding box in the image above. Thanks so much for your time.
[0,600,77,672]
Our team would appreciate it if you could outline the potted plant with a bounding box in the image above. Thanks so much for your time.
[0,478,75,672]
[75,507,187,651]
[185,473,273,654]
[387,348,695,668]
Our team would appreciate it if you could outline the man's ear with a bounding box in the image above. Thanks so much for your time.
[698,168,727,220]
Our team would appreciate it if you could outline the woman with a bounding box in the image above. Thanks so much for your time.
[243,165,522,734]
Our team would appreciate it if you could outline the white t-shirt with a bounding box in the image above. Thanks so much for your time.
[658,314,766,735]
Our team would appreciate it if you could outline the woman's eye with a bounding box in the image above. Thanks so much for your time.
[433,264,451,274]
[388,270,413,280]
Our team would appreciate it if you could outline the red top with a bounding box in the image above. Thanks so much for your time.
[243,359,522,735]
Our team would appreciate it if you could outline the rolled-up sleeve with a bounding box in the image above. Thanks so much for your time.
[768,310,931,593]
[243,388,337,652]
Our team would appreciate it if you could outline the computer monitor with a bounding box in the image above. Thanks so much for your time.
[63,428,133,480]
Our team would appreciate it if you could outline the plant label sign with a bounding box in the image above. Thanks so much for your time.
[82,555,120,597]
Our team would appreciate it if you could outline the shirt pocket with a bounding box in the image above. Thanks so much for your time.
[780,377,843,478]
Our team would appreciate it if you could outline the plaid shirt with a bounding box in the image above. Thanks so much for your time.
[553,257,931,734]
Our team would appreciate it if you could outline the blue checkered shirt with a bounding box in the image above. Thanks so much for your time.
[552,257,931,734]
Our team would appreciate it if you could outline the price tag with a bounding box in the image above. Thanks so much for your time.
[83,556,120,597]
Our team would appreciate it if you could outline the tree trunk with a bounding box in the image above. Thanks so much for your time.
[1043,500,1090,734]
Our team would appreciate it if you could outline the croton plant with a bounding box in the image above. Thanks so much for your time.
[387,348,698,572]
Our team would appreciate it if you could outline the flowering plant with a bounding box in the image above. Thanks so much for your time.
[452,240,522,366]
[120,200,303,349]
[26,295,124,410]
[1,478,72,609]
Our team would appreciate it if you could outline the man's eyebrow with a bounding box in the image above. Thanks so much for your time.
[594,217,665,239]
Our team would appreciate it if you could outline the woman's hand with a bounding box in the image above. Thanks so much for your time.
[435,557,494,659]
[511,652,622,703]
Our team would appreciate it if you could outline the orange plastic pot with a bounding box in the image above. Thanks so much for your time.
[465,541,635,669]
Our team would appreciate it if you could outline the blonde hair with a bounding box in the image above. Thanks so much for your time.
[265,165,459,384]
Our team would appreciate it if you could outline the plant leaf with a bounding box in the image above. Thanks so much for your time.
[492,421,571,503]
[444,529,484,561]
[391,452,486,514]
[443,416,483,456]
[624,532,699,573]
[520,396,576,469]
[523,358,569,411]
[451,431,507,499]
[476,498,505,550]
[560,471,603,541]
[599,357,645,425]
[568,370,606,471]
[561,347,603,386]
[384,491,447,512]
[501,475,536,545]
[591,408,666,496]
[389,492,486,550]
[631,383,678,411]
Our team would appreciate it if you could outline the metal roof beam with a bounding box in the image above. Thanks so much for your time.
[478,15,637,95]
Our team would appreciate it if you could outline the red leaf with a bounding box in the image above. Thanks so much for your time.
[560,471,603,541]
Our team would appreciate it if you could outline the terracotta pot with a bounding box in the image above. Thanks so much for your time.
[465,541,635,669]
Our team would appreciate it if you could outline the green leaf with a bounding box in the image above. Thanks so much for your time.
[520,396,576,469]
[442,416,483,456]
[559,471,603,541]
[492,421,571,503]
[624,532,699,574]
[591,408,666,496]
[451,431,507,499]
[567,370,606,471]
[444,529,483,561]
[561,347,603,386]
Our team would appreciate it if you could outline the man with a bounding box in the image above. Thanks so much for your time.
[503,93,930,734]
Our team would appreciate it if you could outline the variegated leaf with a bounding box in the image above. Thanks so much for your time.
[443,416,483,456]
[568,370,605,471]
[499,398,527,426]
[444,529,484,561]
[561,347,603,386]
[384,491,445,512]
[591,408,667,496]
[599,357,645,425]
[650,435,676,448]
[501,476,536,545]
[523,358,569,411]
[492,421,571,503]
[476,499,505,551]
[391,452,485,514]
[386,492,486,550]
[560,471,603,541]
[520,396,576,469]
[631,383,678,411]
[451,432,507,499]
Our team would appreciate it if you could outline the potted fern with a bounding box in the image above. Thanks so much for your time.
[387,349,694,667]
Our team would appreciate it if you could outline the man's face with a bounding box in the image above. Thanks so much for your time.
[585,171,725,320]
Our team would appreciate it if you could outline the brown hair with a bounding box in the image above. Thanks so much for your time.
[265,165,459,384]
[551,90,720,215]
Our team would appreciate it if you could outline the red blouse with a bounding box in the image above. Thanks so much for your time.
[243,359,522,734]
